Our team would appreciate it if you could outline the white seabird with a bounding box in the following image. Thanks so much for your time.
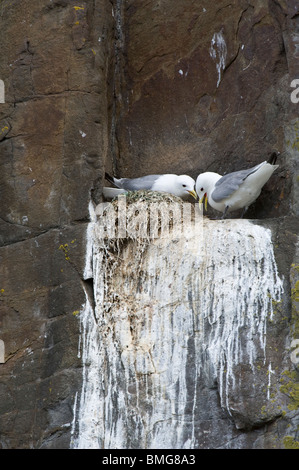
[195,154,279,218]
[103,172,197,200]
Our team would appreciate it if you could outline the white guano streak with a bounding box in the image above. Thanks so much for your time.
[210,31,227,87]
[72,216,283,448]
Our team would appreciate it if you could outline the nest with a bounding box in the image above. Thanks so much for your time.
[111,190,189,241]
[94,189,200,264]
[93,190,201,310]
[111,190,184,205]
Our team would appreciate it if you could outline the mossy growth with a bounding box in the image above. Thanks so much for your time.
[283,436,299,449]
[292,280,299,302]
[291,276,299,338]
[59,243,70,261]
[280,371,299,411]
[291,264,299,274]
[58,239,77,262]
[267,292,283,321]
[288,119,299,152]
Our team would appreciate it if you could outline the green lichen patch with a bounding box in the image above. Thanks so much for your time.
[292,280,299,303]
[289,120,299,152]
[291,272,299,339]
[280,370,299,411]
[283,436,299,449]
[58,239,77,262]
[59,243,70,261]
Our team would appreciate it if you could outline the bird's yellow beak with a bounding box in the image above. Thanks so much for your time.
[187,189,198,200]
[199,193,208,211]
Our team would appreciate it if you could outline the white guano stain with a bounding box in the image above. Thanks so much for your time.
[210,31,227,87]
[72,212,284,449]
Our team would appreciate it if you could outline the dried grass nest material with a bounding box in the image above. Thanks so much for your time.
[110,190,187,229]
[97,190,200,262]
[103,190,198,242]
[111,189,184,205]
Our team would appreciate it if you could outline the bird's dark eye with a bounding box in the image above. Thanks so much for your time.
[200,187,204,191]
[182,184,187,188]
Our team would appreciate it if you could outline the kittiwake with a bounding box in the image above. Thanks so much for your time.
[103,172,197,200]
[195,153,279,218]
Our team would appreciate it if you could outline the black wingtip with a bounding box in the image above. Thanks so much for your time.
[267,152,279,165]
[105,172,115,184]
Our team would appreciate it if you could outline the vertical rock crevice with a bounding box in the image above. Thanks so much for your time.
[108,0,126,177]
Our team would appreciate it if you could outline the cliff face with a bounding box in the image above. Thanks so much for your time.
[0,0,298,449]
[0,0,114,448]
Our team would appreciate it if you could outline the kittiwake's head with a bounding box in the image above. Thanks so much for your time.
[174,175,197,199]
[195,172,221,210]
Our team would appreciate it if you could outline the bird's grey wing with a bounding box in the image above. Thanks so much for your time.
[212,162,265,202]
[118,175,161,191]
[102,187,127,200]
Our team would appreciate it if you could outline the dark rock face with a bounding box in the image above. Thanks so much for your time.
[0,0,298,449]
[115,0,298,220]
[0,0,114,448]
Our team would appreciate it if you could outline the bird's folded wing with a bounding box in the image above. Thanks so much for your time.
[117,175,161,190]
[212,162,265,202]
[102,187,127,200]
